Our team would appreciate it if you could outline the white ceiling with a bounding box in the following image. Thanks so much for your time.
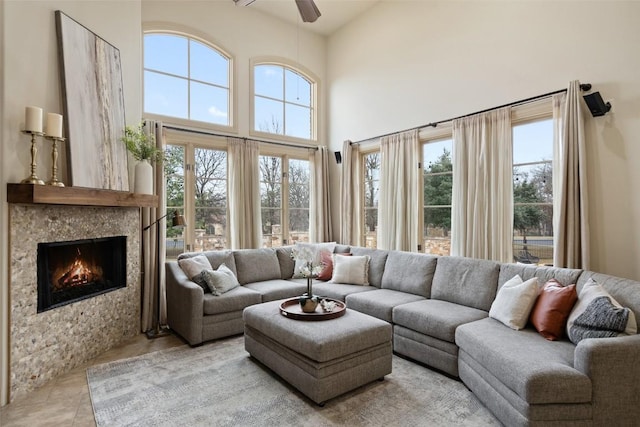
[247,0,380,36]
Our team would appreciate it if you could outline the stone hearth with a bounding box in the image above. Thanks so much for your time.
[8,204,141,401]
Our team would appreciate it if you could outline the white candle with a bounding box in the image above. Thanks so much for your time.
[25,106,43,133]
[46,113,63,138]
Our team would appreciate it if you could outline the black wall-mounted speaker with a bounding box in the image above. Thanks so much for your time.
[334,151,342,164]
[583,92,612,117]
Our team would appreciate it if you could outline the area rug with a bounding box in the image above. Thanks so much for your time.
[87,335,499,426]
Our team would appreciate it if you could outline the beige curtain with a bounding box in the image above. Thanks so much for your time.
[378,129,420,251]
[339,140,361,245]
[228,137,261,249]
[451,108,513,262]
[553,80,590,268]
[310,146,333,242]
[141,120,166,332]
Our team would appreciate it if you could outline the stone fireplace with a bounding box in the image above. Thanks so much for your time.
[8,201,142,401]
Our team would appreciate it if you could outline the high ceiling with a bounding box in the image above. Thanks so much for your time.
[248,0,381,36]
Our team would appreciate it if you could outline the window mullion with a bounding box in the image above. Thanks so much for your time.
[282,156,290,245]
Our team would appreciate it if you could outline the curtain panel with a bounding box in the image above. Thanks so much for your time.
[339,140,361,246]
[310,146,333,242]
[141,120,166,332]
[228,137,262,249]
[553,80,590,269]
[378,129,420,252]
[451,108,513,262]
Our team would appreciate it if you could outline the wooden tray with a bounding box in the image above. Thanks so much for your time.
[279,297,346,321]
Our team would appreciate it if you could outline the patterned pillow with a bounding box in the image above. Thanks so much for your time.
[568,296,631,344]
[200,264,240,296]
[330,255,370,285]
[178,255,213,292]
[566,278,637,340]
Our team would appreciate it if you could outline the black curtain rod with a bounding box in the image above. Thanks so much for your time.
[162,124,319,151]
[350,83,591,145]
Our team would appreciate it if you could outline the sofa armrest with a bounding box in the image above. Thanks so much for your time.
[166,261,205,345]
[574,334,640,424]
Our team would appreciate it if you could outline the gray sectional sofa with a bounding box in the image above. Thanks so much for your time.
[165,245,640,426]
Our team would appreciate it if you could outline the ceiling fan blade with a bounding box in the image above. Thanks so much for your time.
[295,0,321,23]
[234,0,257,6]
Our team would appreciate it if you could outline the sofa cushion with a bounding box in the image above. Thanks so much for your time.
[456,318,591,405]
[498,263,581,289]
[393,299,488,343]
[489,275,539,330]
[431,256,500,311]
[330,254,370,285]
[275,247,295,279]
[311,282,377,301]
[233,249,282,285]
[530,279,578,341]
[243,279,307,302]
[345,289,425,322]
[349,247,389,288]
[178,250,238,277]
[380,251,437,297]
[202,285,262,315]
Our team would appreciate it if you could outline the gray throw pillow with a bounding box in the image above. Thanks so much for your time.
[568,296,630,344]
[201,263,240,296]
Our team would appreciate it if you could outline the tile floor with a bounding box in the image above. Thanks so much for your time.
[0,333,185,426]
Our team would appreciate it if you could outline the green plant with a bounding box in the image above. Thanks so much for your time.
[122,122,164,163]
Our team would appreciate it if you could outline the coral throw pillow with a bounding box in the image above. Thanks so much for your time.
[317,250,351,281]
[529,279,578,341]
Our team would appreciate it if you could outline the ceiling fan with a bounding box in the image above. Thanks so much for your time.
[233,0,322,23]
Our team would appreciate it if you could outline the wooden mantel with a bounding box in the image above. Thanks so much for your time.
[7,183,158,208]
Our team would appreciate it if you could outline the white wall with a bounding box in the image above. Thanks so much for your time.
[142,0,327,143]
[1,0,143,406]
[327,1,640,281]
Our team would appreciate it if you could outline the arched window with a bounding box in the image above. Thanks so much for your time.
[144,32,232,127]
[252,61,316,141]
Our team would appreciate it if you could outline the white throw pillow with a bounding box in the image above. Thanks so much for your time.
[330,254,370,286]
[178,255,213,280]
[292,242,336,278]
[566,278,637,338]
[201,263,240,296]
[489,275,539,330]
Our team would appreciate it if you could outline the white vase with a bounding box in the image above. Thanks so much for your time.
[134,160,154,194]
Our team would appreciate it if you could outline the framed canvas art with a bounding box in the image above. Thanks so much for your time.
[55,10,129,191]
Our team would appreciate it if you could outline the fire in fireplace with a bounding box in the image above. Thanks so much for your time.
[37,236,127,312]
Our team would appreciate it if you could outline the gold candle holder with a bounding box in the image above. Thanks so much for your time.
[44,135,65,187]
[21,130,45,185]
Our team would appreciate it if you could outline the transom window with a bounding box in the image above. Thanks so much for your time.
[144,33,231,126]
[253,63,314,140]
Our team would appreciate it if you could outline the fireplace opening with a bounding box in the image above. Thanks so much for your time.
[37,236,127,312]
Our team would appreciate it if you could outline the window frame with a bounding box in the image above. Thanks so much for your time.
[164,129,230,256]
[259,145,311,247]
[143,27,237,133]
[359,147,380,248]
[250,57,319,144]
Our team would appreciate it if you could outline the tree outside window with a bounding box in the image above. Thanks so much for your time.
[423,139,453,256]
[363,152,380,248]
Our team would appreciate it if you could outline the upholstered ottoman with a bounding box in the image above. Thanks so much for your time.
[243,299,393,405]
